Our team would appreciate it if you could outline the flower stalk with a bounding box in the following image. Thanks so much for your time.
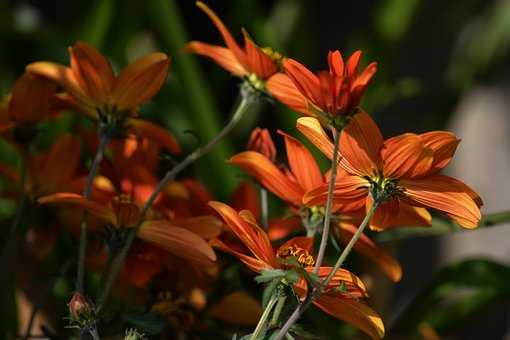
[250,292,279,340]
[260,187,269,230]
[95,92,254,313]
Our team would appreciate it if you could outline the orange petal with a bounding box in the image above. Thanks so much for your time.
[9,73,57,124]
[230,151,304,206]
[401,175,481,228]
[391,203,432,227]
[346,50,362,78]
[209,201,278,268]
[366,196,400,231]
[242,30,277,79]
[208,291,262,326]
[303,173,369,211]
[26,62,93,111]
[230,181,260,220]
[313,296,384,339]
[382,133,433,179]
[69,41,115,105]
[340,110,383,177]
[296,116,334,158]
[338,220,402,282]
[195,1,248,68]
[125,118,181,155]
[268,216,301,241]
[278,236,314,254]
[210,238,272,273]
[170,216,223,239]
[185,41,246,76]
[37,192,116,224]
[278,130,323,192]
[328,50,345,77]
[111,53,170,111]
[314,266,368,297]
[266,73,310,115]
[138,220,217,265]
[283,58,322,106]
[419,131,460,173]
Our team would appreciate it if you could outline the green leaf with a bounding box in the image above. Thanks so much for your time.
[255,269,287,284]
[392,259,510,335]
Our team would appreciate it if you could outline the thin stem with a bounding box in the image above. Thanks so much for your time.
[95,95,252,313]
[77,132,111,293]
[270,295,287,328]
[312,127,341,274]
[321,200,379,287]
[250,293,279,340]
[260,187,269,230]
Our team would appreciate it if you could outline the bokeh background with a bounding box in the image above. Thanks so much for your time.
[2,0,510,339]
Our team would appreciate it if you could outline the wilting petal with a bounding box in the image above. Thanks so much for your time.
[401,175,481,228]
[126,118,181,155]
[26,62,93,110]
[382,133,433,179]
[266,73,310,115]
[313,296,384,340]
[208,291,262,326]
[303,174,369,211]
[340,110,383,177]
[195,1,248,68]
[185,41,246,76]
[283,58,322,107]
[419,131,460,174]
[138,220,217,265]
[170,216,223,239]
[69,41,114,105]
[278,131,323,192]
[296,116,334,158]
[111,53,170,111]
[230,151,304,205]
[210,238,272,273]
[242,30,277,79]
[338,220,402,282]
[38,192,116,225]
[9,73,57,124]
[230,181,260,220]
[209,201,278,268]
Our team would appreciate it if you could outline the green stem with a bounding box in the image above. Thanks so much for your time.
[95,95,253,313]
[260,187,269,230]
[313,127,341,274]
[77,132,110,294]
[321,200,379,288]
[250,293,279,340]
[275,200,380,340]
[270,295,287,328]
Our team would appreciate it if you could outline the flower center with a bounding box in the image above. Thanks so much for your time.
[367,175,403,203]
[277,245,315,267]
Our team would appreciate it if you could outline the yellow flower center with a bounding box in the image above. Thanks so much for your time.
[277,245,315,267]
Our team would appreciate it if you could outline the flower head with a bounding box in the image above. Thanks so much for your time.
[299,111,483,230]
[186,2,278,91]
[283,51,377,125]
[209,201,384,339]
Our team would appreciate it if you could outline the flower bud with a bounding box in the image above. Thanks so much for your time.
[68,292,93,322]
[247,128,276,162]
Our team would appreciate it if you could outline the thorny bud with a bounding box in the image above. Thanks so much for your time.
[68,292,94,324]
[247,127,277,162]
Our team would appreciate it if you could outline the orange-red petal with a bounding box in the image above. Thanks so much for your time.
[382,133,433,179]
[283,58,322,107]
[230,151,304,206]
[208,291,262,326]
[111,53,170,111]
[401,175,481,228]
[296,116,334,158]
[125,118,181,155]
[185,41,247,76]
[419,131,460,174]
[170,216,223,239]
[266,73,310,115]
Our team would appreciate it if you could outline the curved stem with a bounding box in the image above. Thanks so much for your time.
[77,132,111,293]
[312,127,341,274]
[250,293,279,340]
[275,200,380,340]
[95,95,252,313]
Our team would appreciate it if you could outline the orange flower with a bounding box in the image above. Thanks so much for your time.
[282,50,377,122]
[186,2,278,90]
[231,129,404,281]
[246,127,276,162]
[26,41,180,154]
[299,111,483,230]
[209,201,384,339]
[0,72,57,136]
[38,192,220,267]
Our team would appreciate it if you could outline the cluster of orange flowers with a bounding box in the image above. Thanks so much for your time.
[1,2,482,339]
